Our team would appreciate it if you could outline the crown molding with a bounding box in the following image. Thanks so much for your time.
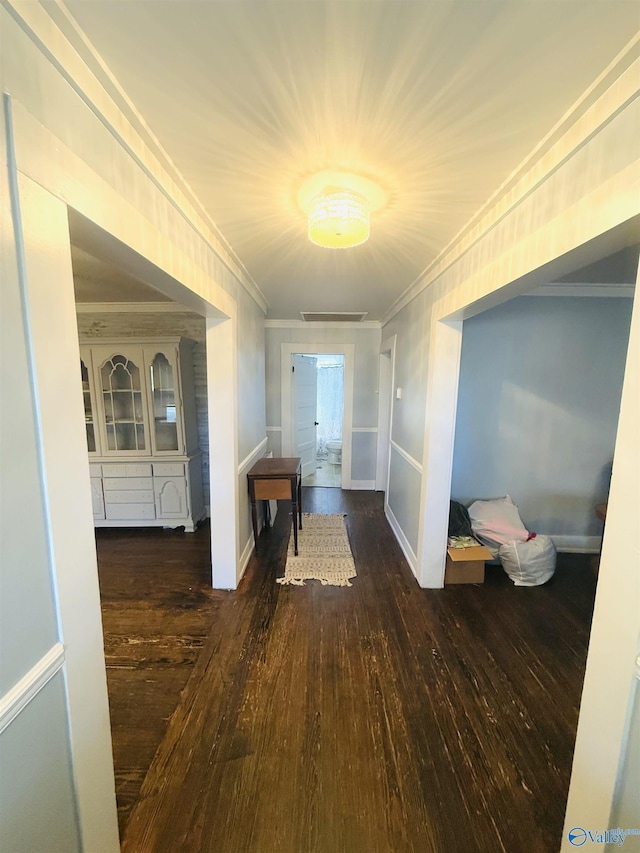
[381,34,640,326]
[11,0,268,314]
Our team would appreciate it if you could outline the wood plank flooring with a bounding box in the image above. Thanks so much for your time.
[102,490,597,853]
[96,523,222,834]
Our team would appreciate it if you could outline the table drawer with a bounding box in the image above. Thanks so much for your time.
[106,503,156,521]
[104,490,155,505]
[153,462,185,477]
[101,463,153,478]
[103,477,154,491]
[254,478,293,500]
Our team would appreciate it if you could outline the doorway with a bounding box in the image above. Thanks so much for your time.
[281,343,355,489]
[295,353,345,487]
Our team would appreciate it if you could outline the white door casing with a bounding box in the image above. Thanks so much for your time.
[376,335,396,493]
[292,354,318,479]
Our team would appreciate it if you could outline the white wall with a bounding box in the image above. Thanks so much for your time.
[264,323,381,484]
[0,674,80,853]
[451,295,634,549]
[381,287,430,561]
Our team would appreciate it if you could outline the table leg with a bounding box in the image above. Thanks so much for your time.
[264,499,271,528]
[298,476,302,529]
[291,480,299,556]
[250,495,259,548]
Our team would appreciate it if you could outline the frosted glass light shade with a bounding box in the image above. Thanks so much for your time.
[308,189,370,249]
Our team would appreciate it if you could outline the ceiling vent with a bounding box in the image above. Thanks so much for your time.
[300,311,368,322]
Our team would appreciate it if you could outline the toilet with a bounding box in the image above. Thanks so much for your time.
[326,439,342,465]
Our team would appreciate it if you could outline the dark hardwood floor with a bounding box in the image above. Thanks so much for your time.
[99,489,597,853]
[96,522,222,834]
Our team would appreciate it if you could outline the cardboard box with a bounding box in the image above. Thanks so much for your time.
[445,544,492,585]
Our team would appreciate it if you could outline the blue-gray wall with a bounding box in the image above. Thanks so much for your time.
[451,295,633,542]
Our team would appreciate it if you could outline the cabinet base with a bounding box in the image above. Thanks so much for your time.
[94,509,207,534]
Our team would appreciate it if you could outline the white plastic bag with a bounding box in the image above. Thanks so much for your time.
[467,495,529,556]
[498,536,556,587]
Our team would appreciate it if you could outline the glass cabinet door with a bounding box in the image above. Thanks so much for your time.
[147,351,181,453]
[81,358,97,453]
[99,354,147,452]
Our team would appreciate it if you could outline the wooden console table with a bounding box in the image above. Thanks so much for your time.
[247,457,302,554]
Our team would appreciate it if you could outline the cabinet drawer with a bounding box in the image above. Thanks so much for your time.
[104,490,155,505]
[103,477,153,491]
[105,503,156,521]
[89,463,102,477]
[101,463,153,478]
[153,462,185,477]
[254,478,293,500]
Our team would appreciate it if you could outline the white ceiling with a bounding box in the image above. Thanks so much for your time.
[60,1,640,319]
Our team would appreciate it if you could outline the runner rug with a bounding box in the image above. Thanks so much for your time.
[277,513,356,587]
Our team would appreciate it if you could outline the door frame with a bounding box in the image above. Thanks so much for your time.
[375,335,396,493]
[281,343,354,489]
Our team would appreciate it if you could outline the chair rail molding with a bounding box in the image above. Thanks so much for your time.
[0,643,66,735]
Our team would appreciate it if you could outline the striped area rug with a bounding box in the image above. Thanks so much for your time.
[277,513,356,587]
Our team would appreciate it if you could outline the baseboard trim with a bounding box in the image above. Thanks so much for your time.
[238,535,254,583]
[384,503,418,577]
[350,480,376,490]
[0,643,65,735]
[550,534,602,553]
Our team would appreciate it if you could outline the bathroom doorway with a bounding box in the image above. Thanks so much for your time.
[301,354,344,487]
[281,343,355,489]
[293,353,344,488]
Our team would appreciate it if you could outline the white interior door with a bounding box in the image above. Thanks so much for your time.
[293,354,318,479]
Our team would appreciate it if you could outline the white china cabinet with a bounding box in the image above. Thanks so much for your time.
[80,337,205,532]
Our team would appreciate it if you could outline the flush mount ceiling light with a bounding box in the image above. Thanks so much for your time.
[298,170,388,250]
[308,188,370,249]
